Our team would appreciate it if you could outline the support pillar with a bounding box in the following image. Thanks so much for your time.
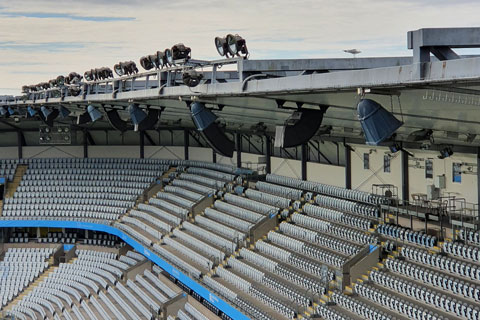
[265,136,272,174]
[184,129,189,160]
[401,149,409,202]
[83,129,88,158]
[301,143,307,180]
[345,143,352,189]
[236,133,242,168]
[212,151,217,163]
[17,131,23,159]
[140,131,145,159]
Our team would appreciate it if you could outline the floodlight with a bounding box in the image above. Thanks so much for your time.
[87,105,102,122]
[171,43,191,60]
[183,69,203,87]
[357,99,403,146]
[7,106,15,115]
[84,70,95,81]
[164,48,173,65]
[48,79,57,88]
[114,61,138,76]
[389,143,402,153]
[148,54,161,69]
[215,36,229,57]
[140,56,154,70]
[0,106,7,117]
[40,106,59,126]
[438,147,453,159]
[56,75,65,86]
[68,86,81,97]
[65,72,82,84]
[226,34,248,57]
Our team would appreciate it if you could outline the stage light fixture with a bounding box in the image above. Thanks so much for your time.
[59,106,71,118]
[84,70,94,81]
[114,61,138,77]
[357,98,403,146]
[56,75,65,86]
[389,143,401,153]
[39,106,59,126]
[7,106,15,116]
[215,36,229,57]
[65,72,82,84]
[140,56,154,70]
[171,43,191,60]
[0,106,7,117]
[68,86,81,97]
[438,147,453,159]
[164,48,174,66]
[87,105,102,122]
[27,106,37,117]
[48,79,57,88]
[226,34,248,57]
[182,69,203,87]
[149,54,161,69]
[128,103,148,131]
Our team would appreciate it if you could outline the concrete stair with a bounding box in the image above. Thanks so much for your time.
[5,164,28,199]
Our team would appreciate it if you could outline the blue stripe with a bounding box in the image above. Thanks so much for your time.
[0,219,249,320]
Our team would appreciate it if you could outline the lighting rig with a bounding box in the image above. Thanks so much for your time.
[215,34,248,58]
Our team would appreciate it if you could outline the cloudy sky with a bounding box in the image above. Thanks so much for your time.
[1,0,480,95]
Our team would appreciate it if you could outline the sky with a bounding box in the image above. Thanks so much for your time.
[1,0,480,95]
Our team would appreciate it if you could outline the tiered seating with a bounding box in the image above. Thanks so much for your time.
[2,158,169,221]
[8,248,179,320]
[0,247,55,308]
[0,159,18,182]
[377,223,437,248]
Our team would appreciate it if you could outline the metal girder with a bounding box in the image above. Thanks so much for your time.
[143,131,156,146]
[308,140,333,165]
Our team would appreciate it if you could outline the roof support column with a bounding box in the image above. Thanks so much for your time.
[477,147,480,221]
[401,149,409,202]
[140,131,145,159]
[301,143,307,180]
[212,151,217,163]
[184,129,189,160]
[17,131,23,159]
[83,129,88,158]
[236,133,242,168]
[345,142,352,189]
[265,135,272,174]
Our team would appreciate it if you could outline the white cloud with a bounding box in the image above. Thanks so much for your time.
[1,0,480,94]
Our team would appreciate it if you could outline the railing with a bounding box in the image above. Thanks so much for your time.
[9,57,245,104]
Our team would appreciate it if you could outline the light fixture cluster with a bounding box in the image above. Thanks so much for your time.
[215,34,248,58]
[84,67,113,81]
[113,61,138,77]
[139,43,191,71]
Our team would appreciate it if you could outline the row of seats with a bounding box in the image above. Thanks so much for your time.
[377,224,437,248]
[26,168,162,176]
[267,230,346,268]
[15,185,143,196]
[224,193,279,216]
[255,181,303,200]
[291,213,377,245]
[256,240,335,280]
[459,229,480,245]
[227,257,311,307]
[216,266,296,319]
[443,240,480,262]
[279,222,362,256]
[401,245,480,281]
[266,173,384,205]
[315,194,379,218]
[245,189,292,209]
[138,203,183,225]
[214,200,264,223]
[303,203,373,230]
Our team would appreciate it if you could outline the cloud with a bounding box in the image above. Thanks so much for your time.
[0,11,135,22]
[2,0,480,95]
[0,41,86,52]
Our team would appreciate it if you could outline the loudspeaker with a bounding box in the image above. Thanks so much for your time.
[106,109,131,132]
[357,99,402,146]
[38,108,59,127]
[275,108,328,148]
[191,102,235,157]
